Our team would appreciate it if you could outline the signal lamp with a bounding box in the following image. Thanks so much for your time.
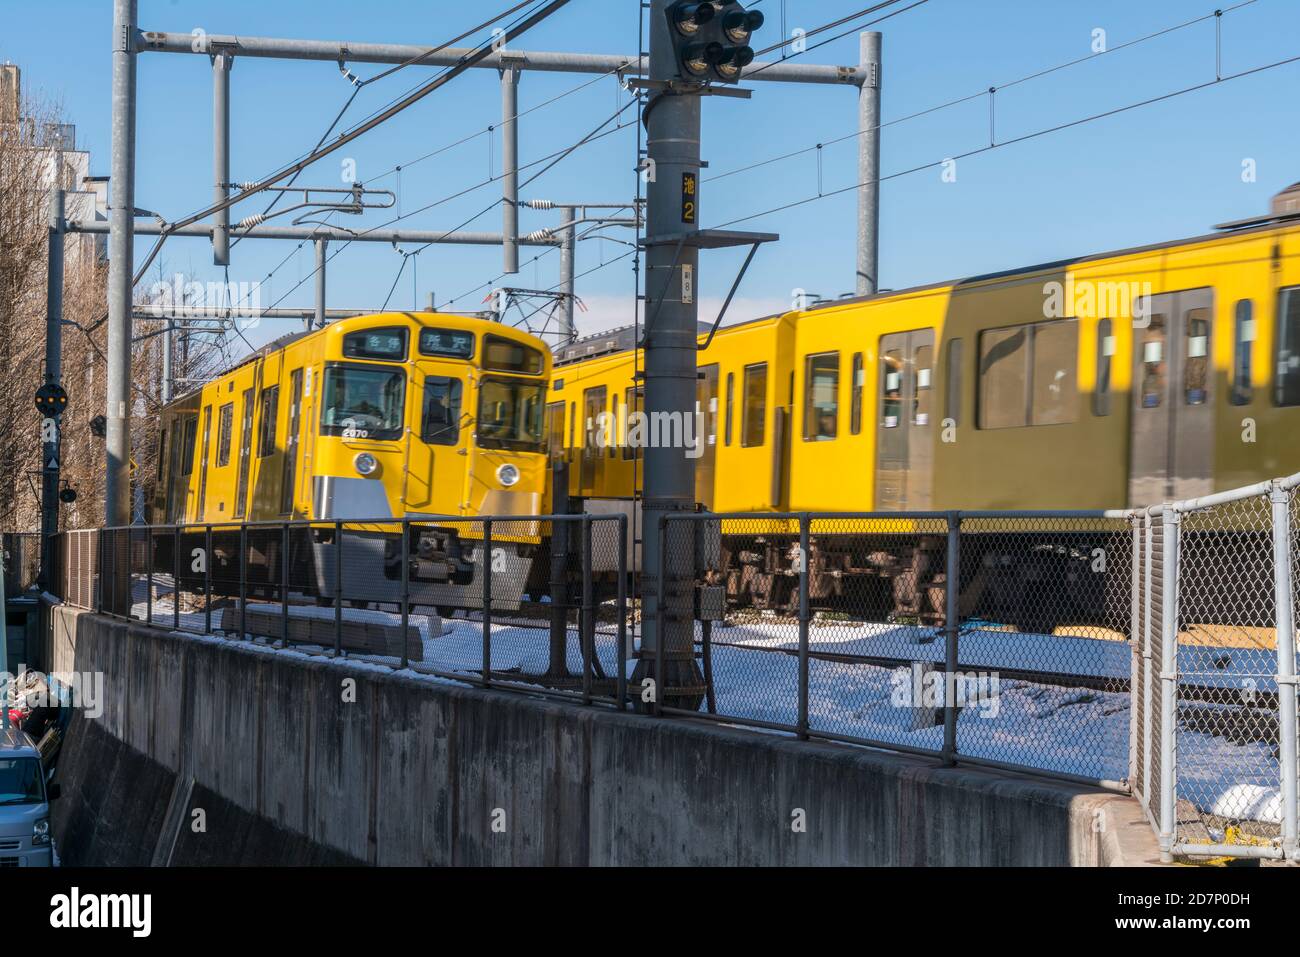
[682,41,723,76]
[712,45,755,80]
[671,2,715,36]
[722,8,764,43]
[496,463,521,488]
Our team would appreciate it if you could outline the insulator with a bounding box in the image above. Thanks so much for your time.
[524,228,554,242]
[237,213,266,229]
[525,199,555,210]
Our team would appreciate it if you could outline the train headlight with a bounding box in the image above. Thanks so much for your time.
[354,453,379,476]
[496,463,520,488]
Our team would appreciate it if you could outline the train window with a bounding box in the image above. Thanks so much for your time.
[623,386,643,461]
[741,363,767,447]
[343,327,407,361]
[418,327,474,359]
[913,343,934,426]
[216,403,234,467]
[978,327,1029,429]
[156,429,167,484]
[421,376,463,446]
[545,402,566,462]
[881,346,903,428]
[1184,308,1210,406]
[1093,320,1114,417]
[945,338,963,426]
[609,393,620,459]
[281,369,304,515]
[319,365,405,441]
[257,386,279,457]
[1139,313,1167,408]
[1277,287,1300,406]
[483,334,544,375]
[1231,300,1255,406]
[478,377,546,453]
[235,389,253,519]
[850,353,864,434]
[725,372,735,445]
[1030,320,1078,426]
[803,353,839,441]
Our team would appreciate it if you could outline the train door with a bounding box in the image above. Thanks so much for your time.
[695,364,719,509]
[234,387,254,519]
[196,406,212,521]
[406,371,464,513]
[875,329,935,510]
[1128,288,1215,505]
[280,369,303,515]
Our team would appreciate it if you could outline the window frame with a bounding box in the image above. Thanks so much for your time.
[1231,299,1254,407]
[849,352,864,435]
[976,319,1080,429]
[803,351,840,442]
[417,327,475,360]
[482,333,544,376]
[342,326,408,362]
[216,402,234,467]
[740,362,767,448]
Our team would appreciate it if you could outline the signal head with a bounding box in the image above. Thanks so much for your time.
[670,2,716,36]
[722,8,764,43]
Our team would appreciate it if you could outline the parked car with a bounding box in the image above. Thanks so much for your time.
[0,725,59,867]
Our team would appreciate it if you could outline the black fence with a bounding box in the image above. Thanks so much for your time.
[53,506,1140,787]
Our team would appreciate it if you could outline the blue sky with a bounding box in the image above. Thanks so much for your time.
[4,0,1299,350]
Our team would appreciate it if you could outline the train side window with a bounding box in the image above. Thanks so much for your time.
[179,417,198,476]
[1030,320,1078,425]
[803,353,839,441]
[913,343,933,426]
[545,402,566,462]
[1184,308,1210,406]
[623,386,644,461]
[944,338,963,426]
[216,403,234,467]
[1093,320,1114,417]
[1231,300,1255,406]
[422,376,463,446]
[258,386,279,457]
[977,327,1029,429]
[741,363,767,447]
[1277,287,1300,406]
[1139,314,1167,408]
[609,393,620,459]
[849,353,864,434]
[569,402,576,447]
[725,372,735,445]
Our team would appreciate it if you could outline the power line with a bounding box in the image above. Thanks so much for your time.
[709,0,1259,184]
[709,49,1300,232]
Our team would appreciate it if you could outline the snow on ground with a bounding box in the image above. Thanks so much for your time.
[126,588,1286,825]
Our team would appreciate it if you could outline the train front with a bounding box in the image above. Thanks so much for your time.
[310,313,550,613]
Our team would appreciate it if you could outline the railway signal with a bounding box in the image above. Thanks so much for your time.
[665,1,763,83]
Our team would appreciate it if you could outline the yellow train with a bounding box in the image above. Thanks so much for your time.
[549,194,1300,622]
[154,311,551,610]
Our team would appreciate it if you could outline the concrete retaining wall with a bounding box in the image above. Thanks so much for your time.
[47,606,1161,866]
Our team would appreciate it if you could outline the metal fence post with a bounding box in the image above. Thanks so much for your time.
[942,511,961,765]
[95,529,103,614]
[616,514,628,711]
[797,513,810,740]
[1158,506,1181,863]
[482,519,493,687]
[282,522,290,646]
[400,521,411,670]
[333,520,343,656]
[581,516,594,706]
[1142,512,1155,811]
[653,516,666,718]
[204,524,213,635]
[1128,515,1141,793]
[239,524,248,641]
[1270,483,1299,860]
[145,529,153,626]
[173,525,181,630]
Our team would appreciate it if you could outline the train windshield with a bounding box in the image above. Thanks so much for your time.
[320,364,406,441]
[477,377,545,453]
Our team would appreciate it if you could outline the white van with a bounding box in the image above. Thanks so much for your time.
[0,725,58,867]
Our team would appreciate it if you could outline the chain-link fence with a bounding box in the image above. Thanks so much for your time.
[47,473,1300,863]
[1132,478,1300,863]
[56,515,629,709]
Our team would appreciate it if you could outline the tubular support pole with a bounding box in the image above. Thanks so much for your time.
[559,206,576,343]
[212,50,232,266]
[106,0,137,528]
[334,520,343,656]
[314,238,328,329]
[40,187,65,592]
[501,60,521,275]
[401,521,411,670]
[1158,508,1181,863]
[616,514,628,711]
[942,511,960,764]
[856,31,881,297]
[1271,485,1299,860]
[797,513,810,739]
[482,520,493,687]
